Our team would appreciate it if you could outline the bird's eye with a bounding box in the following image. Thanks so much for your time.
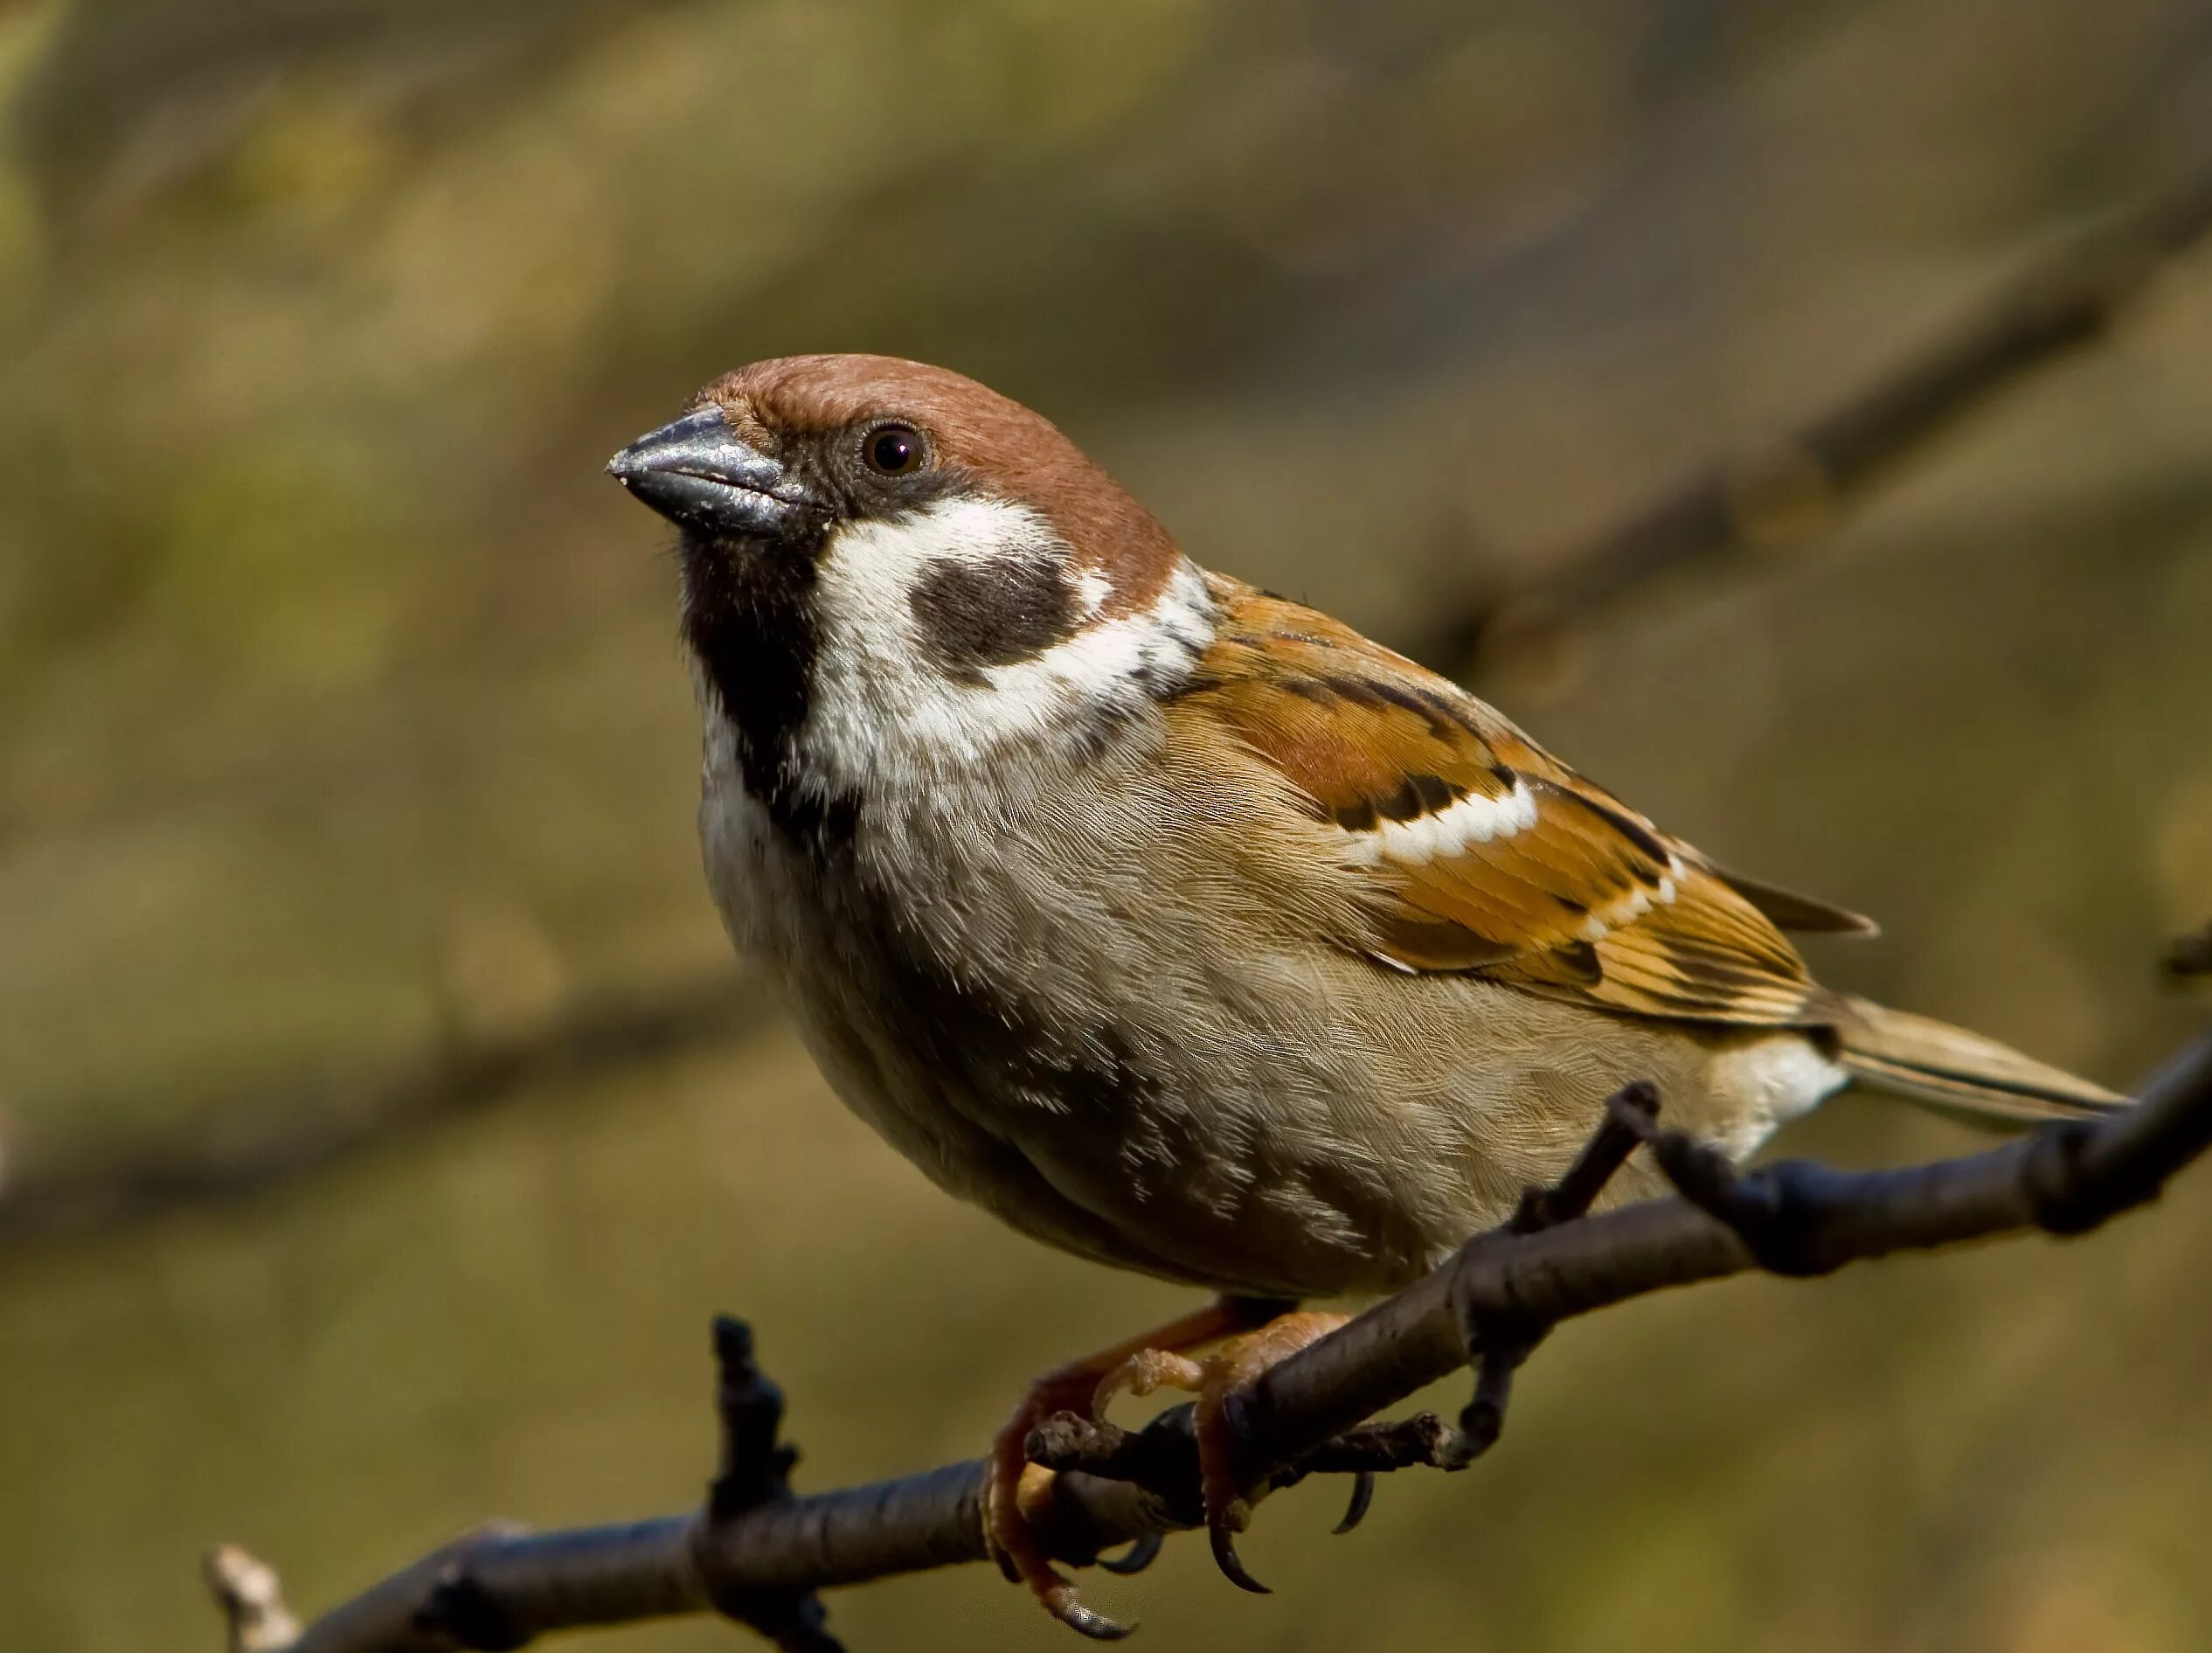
[863,423,926,476]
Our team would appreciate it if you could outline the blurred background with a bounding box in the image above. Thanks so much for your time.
[2,1,2210,1649]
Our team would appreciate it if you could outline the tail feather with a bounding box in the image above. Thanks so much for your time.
[1834,997,2122,1124]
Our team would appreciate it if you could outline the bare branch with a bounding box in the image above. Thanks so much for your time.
[206,1021,2212,1651]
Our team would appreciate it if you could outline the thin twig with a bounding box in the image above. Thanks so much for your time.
[1452,1080,1658,1456]
[205,1022,2212,1651]
[697,1316,843,1652]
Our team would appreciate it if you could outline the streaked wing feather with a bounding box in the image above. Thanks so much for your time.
[1183,581,1830,1031]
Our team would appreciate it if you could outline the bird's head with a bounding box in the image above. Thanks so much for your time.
[609,355,1215,839]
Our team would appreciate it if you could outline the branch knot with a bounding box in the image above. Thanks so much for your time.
[2021,1117,2143,1237]
[1646,1137,1846,1277]
[692,1316,844,1653]
[419,1566,530,1651]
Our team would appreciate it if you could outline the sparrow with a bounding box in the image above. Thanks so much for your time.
[607,355,2117,1637]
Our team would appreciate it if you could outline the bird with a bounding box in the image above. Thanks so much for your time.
[607,354,2117,1638]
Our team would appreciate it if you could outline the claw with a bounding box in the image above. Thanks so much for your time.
[990,1408,1123,1636]
[1331,1470,1376,1536]
[1043,1583,1138,1641]
[1099,1533,1164,1576]
[1209,1525,1272,1594]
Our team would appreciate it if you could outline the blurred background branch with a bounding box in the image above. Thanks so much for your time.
[0,971,765,1247]
[1411,170,2212,674]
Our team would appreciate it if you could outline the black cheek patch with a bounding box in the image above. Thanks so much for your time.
[908,552,1081,684]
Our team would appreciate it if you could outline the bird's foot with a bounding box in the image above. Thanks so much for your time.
[987,1363,1140,1640]
[1094,1309,1350,1594]
[984,1296,1279,1639]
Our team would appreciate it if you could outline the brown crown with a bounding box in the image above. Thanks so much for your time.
[695,355,1181,615]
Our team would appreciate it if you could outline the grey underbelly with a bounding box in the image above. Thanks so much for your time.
[765,926,1671,1301]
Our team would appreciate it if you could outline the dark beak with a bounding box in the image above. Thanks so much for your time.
[606,408,812,538]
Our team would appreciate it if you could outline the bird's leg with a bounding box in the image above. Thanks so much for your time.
[1094,1309,1352,1594]
[988,1295,1287,1640]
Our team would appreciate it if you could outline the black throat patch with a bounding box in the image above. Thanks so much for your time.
[681,531,859,851]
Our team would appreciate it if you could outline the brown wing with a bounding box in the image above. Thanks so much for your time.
[1177,581,1842,1030]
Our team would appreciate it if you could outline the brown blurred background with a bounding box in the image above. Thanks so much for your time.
[3,1,2210,1649]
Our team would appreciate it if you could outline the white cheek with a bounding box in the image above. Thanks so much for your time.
[801,498,1213,796]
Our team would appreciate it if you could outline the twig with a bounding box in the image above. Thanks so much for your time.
[1453,1080,1659,1456]
[696,1316,843,1651]
[205,1021,2212,1650]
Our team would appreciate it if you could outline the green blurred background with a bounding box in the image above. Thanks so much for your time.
[2,1,2210,1648]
